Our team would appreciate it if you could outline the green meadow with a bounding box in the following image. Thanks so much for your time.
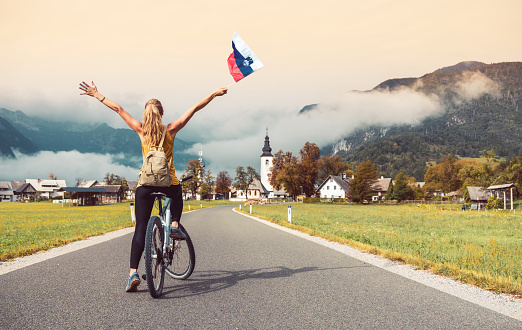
[240,203,522,297]
[3,200,521,297]
[0,200,237,262]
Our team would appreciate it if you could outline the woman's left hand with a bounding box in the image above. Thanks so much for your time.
[79,81,98,97]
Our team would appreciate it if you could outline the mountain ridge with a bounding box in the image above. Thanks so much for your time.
[0,108,196,170]
[313,61,522,180]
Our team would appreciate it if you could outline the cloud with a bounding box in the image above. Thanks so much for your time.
[186,71,502,176]
[454,71,500,102]
[188,85,444,175]
[1,70,503,182]
[1,150,138,186]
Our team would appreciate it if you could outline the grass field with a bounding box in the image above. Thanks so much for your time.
[239,203,522,297]
[0,200,238,262]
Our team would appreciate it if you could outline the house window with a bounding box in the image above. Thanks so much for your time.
[265,159,269,165]
[334,186,337,190]
[327,186,329,190]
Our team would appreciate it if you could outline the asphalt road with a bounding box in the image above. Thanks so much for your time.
[1,206,521,329]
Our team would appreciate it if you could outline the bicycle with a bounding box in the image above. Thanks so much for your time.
[144,175,196,298]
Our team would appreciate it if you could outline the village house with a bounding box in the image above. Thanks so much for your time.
[467,186,491,209]
[15,182,37,202]
[0,181,15,202]
[372,177,393,202]
[231,177,270,202]
[317,175,393,202]
[25,179,67,199]
[488,183,518,210]
[126,181,138,200]
[317,175,351,199]
[78,180,123,203]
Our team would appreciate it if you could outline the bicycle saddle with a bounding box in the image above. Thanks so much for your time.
[150,192,167,199]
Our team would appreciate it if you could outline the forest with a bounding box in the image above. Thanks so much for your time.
[321,62,522,181]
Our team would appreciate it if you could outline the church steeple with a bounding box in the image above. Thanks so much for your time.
[261,127,273,157]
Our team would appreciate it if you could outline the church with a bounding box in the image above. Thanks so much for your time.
[232,130,287,201]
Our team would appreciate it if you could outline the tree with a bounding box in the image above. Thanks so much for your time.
[408,176,425,200]
[385,179,394,200]
[486,195,500,210]
[215,171,232,198]
[48,173,57,180]
[234,166,259,199]
[480,148,499,163]
[183,159,204,198]
[269,150,301,199]
[424,155,462,194]
[234,166,248,193]
[457,160,493,189]
[317,155,351,180]
[298,142,321,197]
[392,172,414,202]
[349,161,378,203]
[75,177,84,187]
[198,170,215,200]
[506,155,522,189]
[103,172,128,200]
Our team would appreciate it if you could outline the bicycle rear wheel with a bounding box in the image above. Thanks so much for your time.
[144,216,165,298]
[165,223,195,280]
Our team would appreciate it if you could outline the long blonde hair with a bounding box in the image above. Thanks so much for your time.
[142,99,164,146]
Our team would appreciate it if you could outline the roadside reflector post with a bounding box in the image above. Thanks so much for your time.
[250,204,252,214]
[240,204,242,211]
[200,203,202,209]
[189,204,191,211]
[288,205,291,223]
[130,203,136,222]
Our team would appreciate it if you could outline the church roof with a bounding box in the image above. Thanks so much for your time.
[261,133,273,157]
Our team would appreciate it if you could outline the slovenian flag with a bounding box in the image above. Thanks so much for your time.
[228,32,263,82]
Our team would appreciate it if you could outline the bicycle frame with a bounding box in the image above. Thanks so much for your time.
[156,196,172,262]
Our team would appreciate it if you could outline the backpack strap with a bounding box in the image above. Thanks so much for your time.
[159,125,173,168]
[158,125,167,149]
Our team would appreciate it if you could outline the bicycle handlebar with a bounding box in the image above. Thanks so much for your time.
[181,175,194,183]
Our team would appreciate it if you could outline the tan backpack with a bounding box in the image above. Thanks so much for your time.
[138,125,173,187]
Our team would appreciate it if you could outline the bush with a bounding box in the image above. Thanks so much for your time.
[303,197,321,203]
[486,195,500,210]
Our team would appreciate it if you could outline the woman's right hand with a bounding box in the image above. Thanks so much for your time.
[213,87,228,96]
[79,81,99,97]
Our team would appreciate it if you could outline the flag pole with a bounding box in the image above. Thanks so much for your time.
[227,81,236,88]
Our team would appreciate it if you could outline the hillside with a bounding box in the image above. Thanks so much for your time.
[0,116,38,158]
[318,62,522,180]
[0,108,195,169]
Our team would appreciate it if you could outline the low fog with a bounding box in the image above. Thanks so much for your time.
[2,151,138,186]
[1,71,500,184]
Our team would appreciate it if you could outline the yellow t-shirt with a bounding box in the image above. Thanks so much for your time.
[141,127,180,186]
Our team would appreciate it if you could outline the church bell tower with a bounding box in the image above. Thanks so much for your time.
[260,128,273,192]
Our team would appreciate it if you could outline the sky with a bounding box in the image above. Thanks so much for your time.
[1,0,521,184]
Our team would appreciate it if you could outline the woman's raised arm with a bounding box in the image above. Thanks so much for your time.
[167,87,228,138]
[79,81,143,136]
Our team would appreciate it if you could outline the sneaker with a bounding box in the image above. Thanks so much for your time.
[125,272,141,292]
[170,226,187,240]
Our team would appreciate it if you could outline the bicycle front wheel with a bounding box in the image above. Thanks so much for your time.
[165,223,195,280]
[144,216,165,298]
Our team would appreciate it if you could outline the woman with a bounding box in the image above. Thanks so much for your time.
[79,81,227,292]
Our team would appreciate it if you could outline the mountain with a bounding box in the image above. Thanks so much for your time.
[433,61,486,73]
[0,108,195,169]
[314,62,522,180]
[0,116,38,158]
